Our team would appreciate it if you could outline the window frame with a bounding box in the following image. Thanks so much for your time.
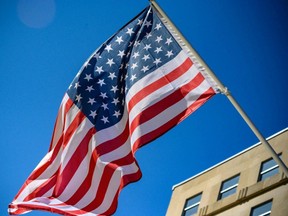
[218,174,240,200]
[258,154,281,182]
[250,200,273,216]
[182,193,202,216]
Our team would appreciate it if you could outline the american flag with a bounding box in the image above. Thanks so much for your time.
[9,5,219,216]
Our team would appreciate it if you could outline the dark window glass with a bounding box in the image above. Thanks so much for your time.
[182,193,202,216]
[250,200,272,216]
[219,186,237,199]
[258,155,281,181]
[183,206,198,216]
[218,174,240,200]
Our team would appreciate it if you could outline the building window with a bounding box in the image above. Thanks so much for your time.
[250,200,272,216]
[258,155,281,181]
[218,174,240,200]
[182,193,202,216]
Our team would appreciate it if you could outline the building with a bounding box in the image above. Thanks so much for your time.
[166,128,288,216]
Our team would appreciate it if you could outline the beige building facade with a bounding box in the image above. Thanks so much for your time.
[166,128,288,216]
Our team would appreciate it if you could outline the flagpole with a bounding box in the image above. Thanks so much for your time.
[150,0,288,177]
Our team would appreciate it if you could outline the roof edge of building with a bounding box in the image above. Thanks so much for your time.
[172,127,288,191]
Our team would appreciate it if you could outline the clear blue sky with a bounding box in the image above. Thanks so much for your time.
[1,0,288,215]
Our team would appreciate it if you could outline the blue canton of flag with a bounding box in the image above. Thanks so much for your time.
[67,6,182,131]
[9,5,218,216]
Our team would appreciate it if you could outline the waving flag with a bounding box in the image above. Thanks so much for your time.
[9,5,219,216]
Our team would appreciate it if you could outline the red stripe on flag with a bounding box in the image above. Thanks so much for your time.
[61,134,135,207]
[28,135,63,182]
[23,168,60,202]
[102,168,142,216]
[9,202,75,216]
[62,149,138,208]
[110,151,135,167]
[62,111,87,148]
[133,87,216,151]
[53,127,96,197]
[49,97,74,151]
[129,72,205,135]
[121,165,142,187]
[68,162,117,214]
[101,165,142,216]
[127,58,193,112]
[64,148,99,205]
[96,122,130,156]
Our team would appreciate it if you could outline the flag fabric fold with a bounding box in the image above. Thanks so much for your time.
[9,5,219,216]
